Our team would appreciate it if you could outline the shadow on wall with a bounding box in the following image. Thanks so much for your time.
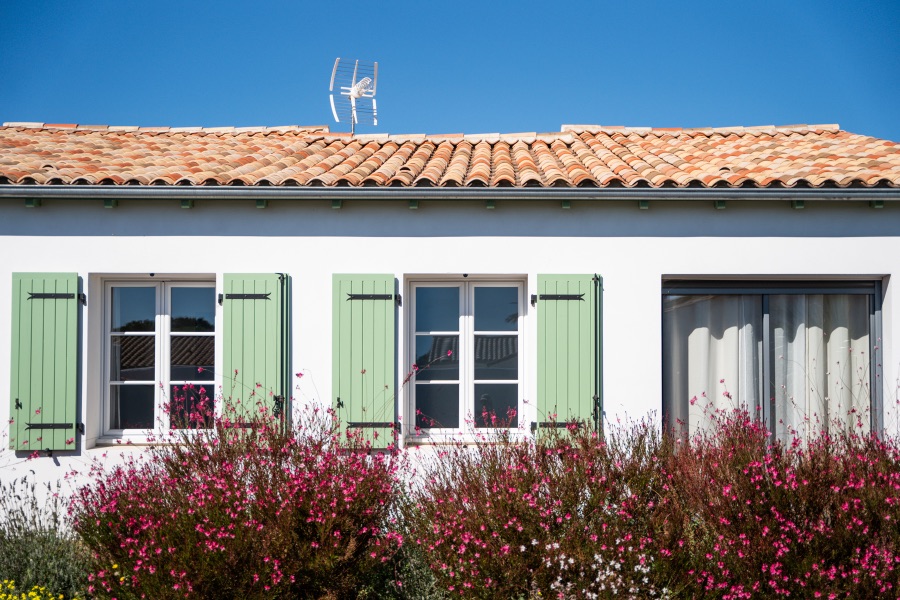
[0,200,896,238]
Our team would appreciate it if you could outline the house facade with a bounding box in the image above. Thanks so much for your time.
[1,122,899,487]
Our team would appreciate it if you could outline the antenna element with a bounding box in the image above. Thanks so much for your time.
[329,58,378,136]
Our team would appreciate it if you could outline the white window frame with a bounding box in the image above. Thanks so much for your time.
[101,277,216,440]
[407,277,526,441]
[661,279,884,437]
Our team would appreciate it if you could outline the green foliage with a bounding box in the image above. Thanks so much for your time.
[0,477,89,599]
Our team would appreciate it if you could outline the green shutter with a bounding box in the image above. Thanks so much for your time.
[332,274,397,448]
[222,274,291,425]
[10,273,80,452]
[536,274,602,432]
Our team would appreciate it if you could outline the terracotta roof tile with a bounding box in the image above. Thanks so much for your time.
[0,123,897,189]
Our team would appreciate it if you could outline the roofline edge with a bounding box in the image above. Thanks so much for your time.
[0,185,897,202]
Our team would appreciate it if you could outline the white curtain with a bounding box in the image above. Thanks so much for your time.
[664,293,871,442]
[771,295,870,440]
[663,295,762,436]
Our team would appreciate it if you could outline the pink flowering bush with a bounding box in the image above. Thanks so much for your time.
[407,409,900,598]
[405,423,668,598]
[656,408,900,598]
[71,399,404,599]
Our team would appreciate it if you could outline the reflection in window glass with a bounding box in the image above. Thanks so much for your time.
[171,287,215,332]
[110,385,155,429]
[414,335,459,380]
[415,384,460,429]
[474,383,518,428]
[111,287,155,332]
[170,336,215,381]
[475,287,518,331]
[416,287,459,332]
[109,336,155,381]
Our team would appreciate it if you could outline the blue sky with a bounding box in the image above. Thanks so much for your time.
[2,0,898,140]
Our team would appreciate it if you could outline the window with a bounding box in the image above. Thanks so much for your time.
[105,281,215,433]
[662,281,882,441]
[410,281,524,432]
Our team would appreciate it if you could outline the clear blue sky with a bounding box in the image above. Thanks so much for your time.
[2,0,898,141]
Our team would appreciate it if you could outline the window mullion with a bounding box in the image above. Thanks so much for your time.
[159,282,169,430]
[462,282,472,428]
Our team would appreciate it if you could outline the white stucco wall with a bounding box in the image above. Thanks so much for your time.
[1,197,898,491]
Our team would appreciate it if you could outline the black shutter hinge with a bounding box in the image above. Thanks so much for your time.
[531,293,585,306]
[531,421,582,432]
[273,395,284,419]
[336,397,344,409]
[25,422,74,431]
[347,421,396,429]
[347,293,401,306]
[27,292,85,305]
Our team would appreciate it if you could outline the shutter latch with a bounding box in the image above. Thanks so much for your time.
[14,399,22,410]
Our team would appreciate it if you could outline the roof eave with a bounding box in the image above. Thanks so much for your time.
[0,185,898,202]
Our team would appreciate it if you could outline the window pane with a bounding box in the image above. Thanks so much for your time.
[171,287,215,332]
[169,384,214,429]
[111,287,155,332]
[474,383,518,428]
[170,336,215,381]
[475,287,518,331]
[416,287,459,332]
[414,335,458,380]
[415,383,459,429]
[474,335,518,380]
[662,294,762,435]
[109,385,155,429]
[110,336,155,381]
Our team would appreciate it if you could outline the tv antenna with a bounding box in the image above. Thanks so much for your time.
[329,58,378,136]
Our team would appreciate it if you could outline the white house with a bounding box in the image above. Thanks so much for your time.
[1,122,899,487]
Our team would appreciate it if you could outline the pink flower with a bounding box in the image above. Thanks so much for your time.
[447,350,453,357]
[197,367,204,373]
[295,372,304,378]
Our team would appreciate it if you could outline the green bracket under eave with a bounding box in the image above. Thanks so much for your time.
[332,199,342,209]
[792,200,804,210]
[408,199,419,210]
[256,199,268,209]
[870,200,884,209]
[638,200,649,210]
[181,199,194,209]
[714,200,727,210]
[485,199,495,210]
[103,198,118,209]
[25,198,41,208]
